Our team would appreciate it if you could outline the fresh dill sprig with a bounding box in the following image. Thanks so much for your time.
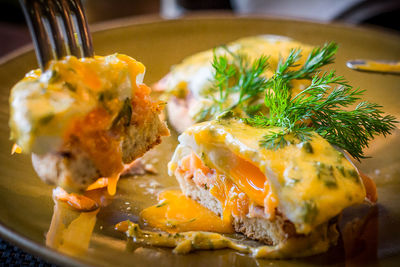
[208,42,397,160]
[276,42,338,81]
[246,57,398,160]
[197,47,270,121]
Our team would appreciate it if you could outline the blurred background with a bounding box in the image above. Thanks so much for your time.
[1,0,400,57]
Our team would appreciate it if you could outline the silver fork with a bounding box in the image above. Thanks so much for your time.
[19,0,94,70]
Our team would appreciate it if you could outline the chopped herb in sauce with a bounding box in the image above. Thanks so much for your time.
[67,67,77,73]
[156,202,167,208]
[48,70,61,83]
[174,233,182,238]
[285,177,300,187]
[348,169,358,179]
[217,110,235,121]
[302,142,313,154]
[208,240,215,249]
[38,113,54,125]
[166,218,196,229]
[64,82,76,92]
[111,98,133,128]
[336,165,360,184]
[98,90,114,103]
[166,221,177,229]
[302,200,318,224]
[336,165,346,177]
[347,169,360,184]
[315,162,337,188]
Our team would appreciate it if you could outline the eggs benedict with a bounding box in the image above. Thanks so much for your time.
[167,118,365,253]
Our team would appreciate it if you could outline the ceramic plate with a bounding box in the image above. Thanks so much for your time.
[0,16,400,267]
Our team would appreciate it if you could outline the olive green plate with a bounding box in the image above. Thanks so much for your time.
[1,16,400,267]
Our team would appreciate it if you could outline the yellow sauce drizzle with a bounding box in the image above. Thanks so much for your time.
[86,177,109,191]
[140,190,234,233]
[107,173,120,196]
[11,143,22,154]
[116,220,337,259]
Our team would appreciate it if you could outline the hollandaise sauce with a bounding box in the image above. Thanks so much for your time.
[116,220,338,259]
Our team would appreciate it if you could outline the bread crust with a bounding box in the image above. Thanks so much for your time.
[32,109,169,191]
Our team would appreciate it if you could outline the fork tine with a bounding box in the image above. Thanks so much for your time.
[19,0,53,70]
[20,0,93,70]
[44,0,68,60]
[67,0,94,57]
[56,0,81,57]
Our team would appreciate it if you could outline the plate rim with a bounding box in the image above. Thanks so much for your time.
[0,222,89,267]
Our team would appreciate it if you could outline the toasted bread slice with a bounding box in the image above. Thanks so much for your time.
[173,156,339,257]
[175,169,290,245]
[32,108,168,191]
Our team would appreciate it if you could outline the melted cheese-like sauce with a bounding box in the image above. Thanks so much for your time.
[170,119,366,234]
[116,220,337,259]
[10,54,145,154]
[140,190,233,233]
[163,35,312,98]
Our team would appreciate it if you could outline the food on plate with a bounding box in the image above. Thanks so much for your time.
[9,54,169,193]
[167,119,361,256]
[155,35,314,132]
[46,187,100,255]
[46,185,115,255]
[118,41,396,258]
[140,190,234,233]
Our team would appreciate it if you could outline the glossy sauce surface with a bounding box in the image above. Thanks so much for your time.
[140,190,234,233]
[9,54,145,154]
[170,119,366,234]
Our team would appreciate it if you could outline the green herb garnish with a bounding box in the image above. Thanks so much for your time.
[111,98,133,129]
[48,70,61,83]
[156,201,167,208]
[315,162,337,188]
[64,82,76,92]
[302,200,318,224]
[208,42,397,160]
[197,47,270,121]
[38,113,54,125]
